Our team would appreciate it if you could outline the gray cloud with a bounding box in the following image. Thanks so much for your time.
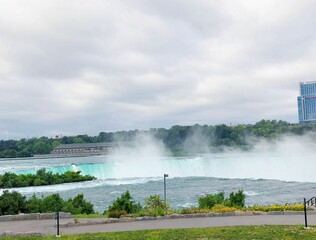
[0,0,315,139]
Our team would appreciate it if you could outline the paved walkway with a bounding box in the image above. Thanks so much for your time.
[0,214,316,236]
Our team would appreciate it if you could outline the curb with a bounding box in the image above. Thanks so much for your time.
[62,210,316,228]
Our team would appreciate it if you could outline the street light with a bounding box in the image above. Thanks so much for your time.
[164,173,168,209]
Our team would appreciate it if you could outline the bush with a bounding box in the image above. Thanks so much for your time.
[144,195,166,216]
[70,194,94,214]
[198,190,246,209]
[0,192,95,216]
[25,195,43,213]
[41,194,64,212]
[0,168,95,188]
[249,204,305,212]
[108,210,127,218]
[0,190,26,215]
[225,190,245,208]
[198,192,224,209]
[211,204,237,212]
[107,191,142,214]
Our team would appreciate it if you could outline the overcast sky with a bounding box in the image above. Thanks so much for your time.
[0,0,316,139]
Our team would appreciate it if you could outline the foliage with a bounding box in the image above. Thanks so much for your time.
[0,168,96,188]
[198,192,225,209]
[1,120,316,158]
[108,210,128,218]
[0,191,95,216]
[249,204,305,212]
[225,189,246,207]
[211,204,237,212]
[0,190,26,215]
[68,194,94,215]
[198,190,246,209]
[144,194,166,216]
[105,191,142,215]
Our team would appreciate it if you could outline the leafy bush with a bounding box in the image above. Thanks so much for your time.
[0,168,96,188]
[41,194,64,212]
[106,191,142,214]
[198,190,246,209]
[249,204,305,212]
[69,194,94,214]
[198,192,225,209]
[144,195,166,216]
[108,210,127,218]
[225,190,245,208]
[0,190,26,215]
[0,191,95,216]
[179,208,210,214]
[211,204,237,212]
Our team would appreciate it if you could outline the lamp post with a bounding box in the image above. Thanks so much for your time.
[164,173,168,209]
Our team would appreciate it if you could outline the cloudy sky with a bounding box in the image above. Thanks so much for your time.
[0,0,316,139]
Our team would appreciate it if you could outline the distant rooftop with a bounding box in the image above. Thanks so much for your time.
[54,142,129,149]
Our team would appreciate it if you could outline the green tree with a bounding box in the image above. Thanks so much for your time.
[41,194,64,212]
[0,190,26,215]
[144,195,166,216]
[107,191,141,214]
[70,194,94,214]
[25,195,43,213]
[198,192,225,209]
[225,190,245,208]
[33,141,50,154]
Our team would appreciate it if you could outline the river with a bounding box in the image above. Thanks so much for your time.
[0,150,314,213]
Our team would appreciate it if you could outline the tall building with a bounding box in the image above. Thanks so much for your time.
[297,81,316,123]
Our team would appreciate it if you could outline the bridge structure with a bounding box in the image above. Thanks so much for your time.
[51,142,125,156]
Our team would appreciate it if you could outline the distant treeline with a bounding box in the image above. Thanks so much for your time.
[0,168,96,188]
[1,120,316,158]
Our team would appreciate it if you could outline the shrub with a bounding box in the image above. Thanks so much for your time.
[211,204,237,213]
[25,195,43,213]
[198,192,224,209]
[225,190,245,208]
[249,204,305,212]
[0,168,95,188]
[0,190,26,215]
[144,195,166,216]
[0,191,95,215]
[108,210,127,218]
[179,208,210,214]
[198,190,246,209]
[107,191,142,214]
[41,194,64,212]
[70,194,94,214]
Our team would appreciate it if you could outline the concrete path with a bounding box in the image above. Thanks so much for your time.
[0,214,316,236]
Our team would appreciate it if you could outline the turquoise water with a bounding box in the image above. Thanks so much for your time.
[0,153,315,213]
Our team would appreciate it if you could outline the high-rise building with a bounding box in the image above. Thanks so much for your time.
[297,81,316,123]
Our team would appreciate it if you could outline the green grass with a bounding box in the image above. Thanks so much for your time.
[2,226,316,240]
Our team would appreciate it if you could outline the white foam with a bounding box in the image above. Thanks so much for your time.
[244,191,261,196]
[2,177,163,195]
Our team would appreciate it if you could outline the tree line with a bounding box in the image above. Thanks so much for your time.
[0,191,94,216]
[1,120,316,158]
[0,189,245,217]
[0,168,95,188]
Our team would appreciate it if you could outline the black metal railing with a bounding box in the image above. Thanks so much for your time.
[306,196,316,206]
[303,196,316,228]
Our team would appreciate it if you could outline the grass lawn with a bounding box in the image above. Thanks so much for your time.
[3,225,316,240]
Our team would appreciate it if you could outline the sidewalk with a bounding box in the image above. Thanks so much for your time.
[0,213,315,236]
